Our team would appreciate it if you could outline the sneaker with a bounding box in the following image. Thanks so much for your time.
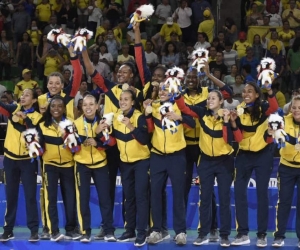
[134,234,147,247]
[147,231,163,244]
[175,232,187,245]
[272,237,284,247]
[193,235,209,245]
[65,230,82,240]
[28,232,39,242]
[0,232,14,242]
[209,229,219,242]
[231,234,250,245]
[117,230,136,242]
[220,236,230,247]
[104,234,117,242]
[50,232,64,242]
[80,234,91,243]
[257,235,267,247]
[40,227,50,240]
[94,228,105,240]
[162,229,170,240]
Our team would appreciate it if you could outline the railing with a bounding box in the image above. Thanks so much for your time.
[216,0,222,33]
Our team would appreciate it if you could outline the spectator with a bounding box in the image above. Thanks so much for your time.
[27,20,41,52]
[155,0,172,32]
[24,0,36,19]
[151,32,164,55]
[103,0,122,28]
[35,0,53,30]
[88,51,110,84]
[240,47,259,80]
[191,0,211,31]
[224,64,238,86]
[161,41,179,68]
[252,34,264,61]
[2,90,15,104]
[12,4,31,49]
[14,69,38,100]
[289,28,300,48]
[287,37,300,90]
[113,19,126,44]
[266,4,283,26]
[222,17,238,44]
[262,30,285,56]
[208,46,217,62]
[282,0,300,29]
[36,34,51,80]
[194,32,210,50]
[264,0,282,15]
[0,30,13,81]
[159,17,182,42]
[105,29,121,61]
[217,31,226,50]
[39,48,65,92]
[35,86,43,96]
[232,74,245,103]
[242,64,256,83]
[95,19,110,41]
[126,0,147,16]
[109,62,120,83]
[0,82,6,96]
[126,28,135,56]
[269,45,285,76]
[261,14,271,26]
[62,69,71,87]
[209,51,228,80]
[246,2,263,26]
[233,31,251,59]
[224,93,240,110]
[57,0,77,35]
[43,16,61,36]
[2,1,14,40]
[99,43,113,67]
[223,41,238,73]
[89,34,105,53]
[76,0,89,28]
[16,32,34,72]
[144,40,159,69]
[172,0,192,43]
[271,82,286,108]
[117,44,134,63]
[279,21,295,52]
[212,37,224,51]
[74,80,88,107]
[87,0,102,38]
[198,9,214,43]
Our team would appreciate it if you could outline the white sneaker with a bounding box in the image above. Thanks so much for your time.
[175,233,187,245]
[231,234,250,245]
[147,231,163,244]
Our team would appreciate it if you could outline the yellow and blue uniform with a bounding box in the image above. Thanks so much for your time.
[0,102,41,235]
[113,108,150,236]
[73,115,115,237]
[38,119,77,235]
[38,56,82,121]
[234,94,278,237]
[146,100,195,235]
[175,94,242,238]
[274,114,300,240]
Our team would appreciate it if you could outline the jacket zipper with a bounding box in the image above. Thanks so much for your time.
[91,124,94,165]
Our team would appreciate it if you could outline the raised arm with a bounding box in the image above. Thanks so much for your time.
[265,89,279,116]
[0,101,18,117]
[174,94,204,118]
[133,23,152,86]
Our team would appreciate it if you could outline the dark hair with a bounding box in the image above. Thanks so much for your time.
[37,35,47,57]
[242,64,251,74]
[225,40,233,47]
[225,17,235,28]
[292,37,300,52]
[121,90,140,110]
[122,61,137,76]
[198,32,209,41]
[164,41,178,55]
[21,32,32,42]
[98,42,108,53]
[22,88,39,111]
[145,39,154,49]
[43,95,67,127]
[95,34,104,45]
[245,82,263,122]
[3,90,13,96]
[209,90,224,107]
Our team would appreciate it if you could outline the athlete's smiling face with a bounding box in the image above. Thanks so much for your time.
[291,99,300,122]
[207,91,223,111]
[50,99,65,120]
[47,76,63,96]
[82,96,98,119]
[242,84,259,104]
[119,91,134,114]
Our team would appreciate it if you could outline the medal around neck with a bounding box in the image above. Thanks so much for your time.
[217,109,224,117]
[295,144,300,151]
[151,81,159,87]
[122,83,129,91]
[12,114,20,122]
[117,114,124,122]
[237,107,244,116]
